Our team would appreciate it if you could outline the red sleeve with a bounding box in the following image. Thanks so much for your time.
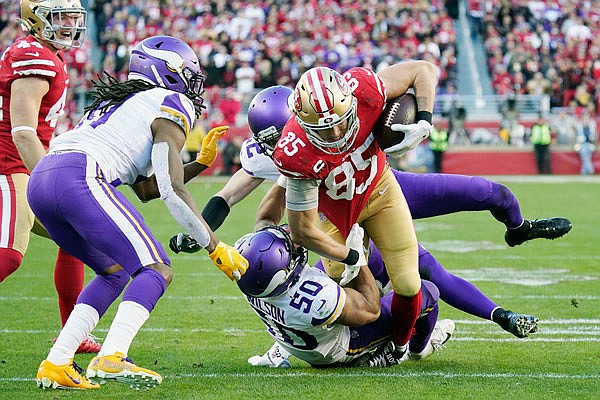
[343,67,386,109]
[6,38,62,86]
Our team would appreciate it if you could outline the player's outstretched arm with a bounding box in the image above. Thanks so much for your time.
[151,118,247,280]
[182,125,229,181]
[201,169,265,231]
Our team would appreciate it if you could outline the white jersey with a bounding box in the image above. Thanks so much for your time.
[244,265,349,365]
[239,137,281,182]
[50,87,195,186]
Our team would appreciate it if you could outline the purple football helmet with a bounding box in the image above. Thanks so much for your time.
[128,35,205,117]
[247,86,293,157]
[235,226,307,298]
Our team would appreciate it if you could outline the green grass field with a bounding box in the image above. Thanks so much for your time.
[1,176,599,400]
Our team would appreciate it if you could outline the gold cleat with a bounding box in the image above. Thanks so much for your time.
[36,359,100,390]
[87,352,162,389]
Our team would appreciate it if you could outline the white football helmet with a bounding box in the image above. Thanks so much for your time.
[19,0,87,49]
[290,67,359,154]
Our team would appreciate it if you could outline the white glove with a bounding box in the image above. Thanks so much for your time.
[340,223,367,286]
[248,342,292,368]
[384,120,433,156]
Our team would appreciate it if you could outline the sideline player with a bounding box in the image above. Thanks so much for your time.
[0,0,103,353]
[236,225,455,367]
[28,35,248,390]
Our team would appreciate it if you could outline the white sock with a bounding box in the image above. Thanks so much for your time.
[99,301,150,357]
[490,306,501,321]
[508,219,526,230]
[47,303,99,365]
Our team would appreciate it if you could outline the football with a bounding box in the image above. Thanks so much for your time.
[374,93,417,150]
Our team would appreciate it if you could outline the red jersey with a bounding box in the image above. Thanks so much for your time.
[0,36,69,174]
[273,67,387,237]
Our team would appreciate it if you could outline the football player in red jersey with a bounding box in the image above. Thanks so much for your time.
[272,63,437,356]
[0,1,99,352]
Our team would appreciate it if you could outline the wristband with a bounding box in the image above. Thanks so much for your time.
[11,126,37,134]
[341,248,359,265]
[201,195,230,231]
[416,111,433,124]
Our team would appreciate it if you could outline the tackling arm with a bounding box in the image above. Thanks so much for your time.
[336,265,381,327]
[215,169,266,207]
[202,169,265,231]
[254,180,286,231]
[287,208,353,262]
[10,77,49,171]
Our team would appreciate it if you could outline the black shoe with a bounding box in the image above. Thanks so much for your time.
[494,309,539,338]
[352,341,407,367]
[505,218,572,247]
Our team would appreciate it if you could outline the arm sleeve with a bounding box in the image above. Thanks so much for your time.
[285,178,320,211]
[151,142,211,248]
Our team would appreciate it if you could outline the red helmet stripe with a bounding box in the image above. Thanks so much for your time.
[307,68,332,114]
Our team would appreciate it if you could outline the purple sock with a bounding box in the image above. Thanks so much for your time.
[77,270,129,317]
[419,246,498,320]
[122,267,167,312]
[409,280,439,353]
[487,181,524,228]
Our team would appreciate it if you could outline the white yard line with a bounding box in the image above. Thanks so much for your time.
[3,370,599,382]
[3,295,600,301]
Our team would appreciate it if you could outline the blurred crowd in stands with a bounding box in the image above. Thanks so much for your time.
[1,0,598,173]
[478,0,600,115]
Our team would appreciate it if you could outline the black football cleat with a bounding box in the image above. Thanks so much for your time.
[505,218,572,247]
[494,310,539,338]
[352,341,407,367]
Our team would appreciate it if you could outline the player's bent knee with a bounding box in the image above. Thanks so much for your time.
[148,263,173,285]
[390,276,421,297]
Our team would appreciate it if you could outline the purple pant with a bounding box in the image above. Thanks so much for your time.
[347,280,439,354]
[27,152,169,275]
[313,170,521,322]
[393,170,523,227]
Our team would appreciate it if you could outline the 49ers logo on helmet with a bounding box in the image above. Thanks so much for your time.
[335,73,350,95]
[293,90,302,112]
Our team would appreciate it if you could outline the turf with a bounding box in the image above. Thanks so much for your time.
[1,176,599,400]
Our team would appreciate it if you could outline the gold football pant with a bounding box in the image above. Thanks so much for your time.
[318,166,420,296]
[0,173,35,255]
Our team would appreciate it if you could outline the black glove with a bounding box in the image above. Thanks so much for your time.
[169,233,202,254]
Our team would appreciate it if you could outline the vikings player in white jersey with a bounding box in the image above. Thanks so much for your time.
[235,225,454,367]
[27,36,248,390]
